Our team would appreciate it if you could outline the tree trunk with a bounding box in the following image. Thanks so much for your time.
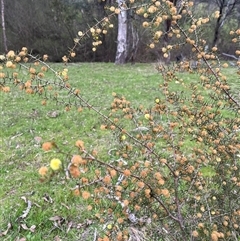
[1,0,7,52]
[163,0,179,63]
[212,0,237,47]
[127,20,139,64]
[212,16,221,48]
[115,0,128,64]
[212,0,224,47]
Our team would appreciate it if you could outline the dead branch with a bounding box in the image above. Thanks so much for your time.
[222,52,238,60]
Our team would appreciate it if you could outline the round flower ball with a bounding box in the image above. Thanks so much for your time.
[50,158,62,171]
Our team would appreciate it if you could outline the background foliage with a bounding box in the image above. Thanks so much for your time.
[1,0,240,62]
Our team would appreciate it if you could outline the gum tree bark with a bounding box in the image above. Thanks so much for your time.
[1,0,7,52]
[127,19,139,64]
[163,0,179,63]
[115,0,128,64]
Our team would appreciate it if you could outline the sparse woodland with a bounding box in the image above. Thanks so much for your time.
[1,0,240,62]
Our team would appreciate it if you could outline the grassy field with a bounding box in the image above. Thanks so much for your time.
[0,62,239,240]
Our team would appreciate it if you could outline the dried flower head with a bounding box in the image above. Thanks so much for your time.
[42,142,53,151]
[38,166,48,176]
[6,50,15,59]
[82,191,91,199]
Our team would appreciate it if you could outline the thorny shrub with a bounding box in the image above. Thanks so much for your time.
[1,1,240,240]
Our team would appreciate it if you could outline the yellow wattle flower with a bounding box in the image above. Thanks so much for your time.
[144,113,150,120]
[50,158,62,170]
[107,224,113,230]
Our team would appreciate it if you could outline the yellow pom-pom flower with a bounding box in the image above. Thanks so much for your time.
[107,224,113,230]
[144,113,150,120]
[50,158,62,171]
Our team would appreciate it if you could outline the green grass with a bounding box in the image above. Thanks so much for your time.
[0,63,239,240]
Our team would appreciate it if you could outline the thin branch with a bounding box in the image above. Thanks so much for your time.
[82,150,180,223]
[176,23,240,108]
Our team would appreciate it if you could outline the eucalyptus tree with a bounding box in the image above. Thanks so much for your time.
[212,0,240,47]
[115,0,128,64]
[0,0,7,52]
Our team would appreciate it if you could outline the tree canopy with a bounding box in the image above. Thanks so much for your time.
[0,0,240,62]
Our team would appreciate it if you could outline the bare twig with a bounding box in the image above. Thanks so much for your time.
[222,53,238,60]
[17,196,32,220]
